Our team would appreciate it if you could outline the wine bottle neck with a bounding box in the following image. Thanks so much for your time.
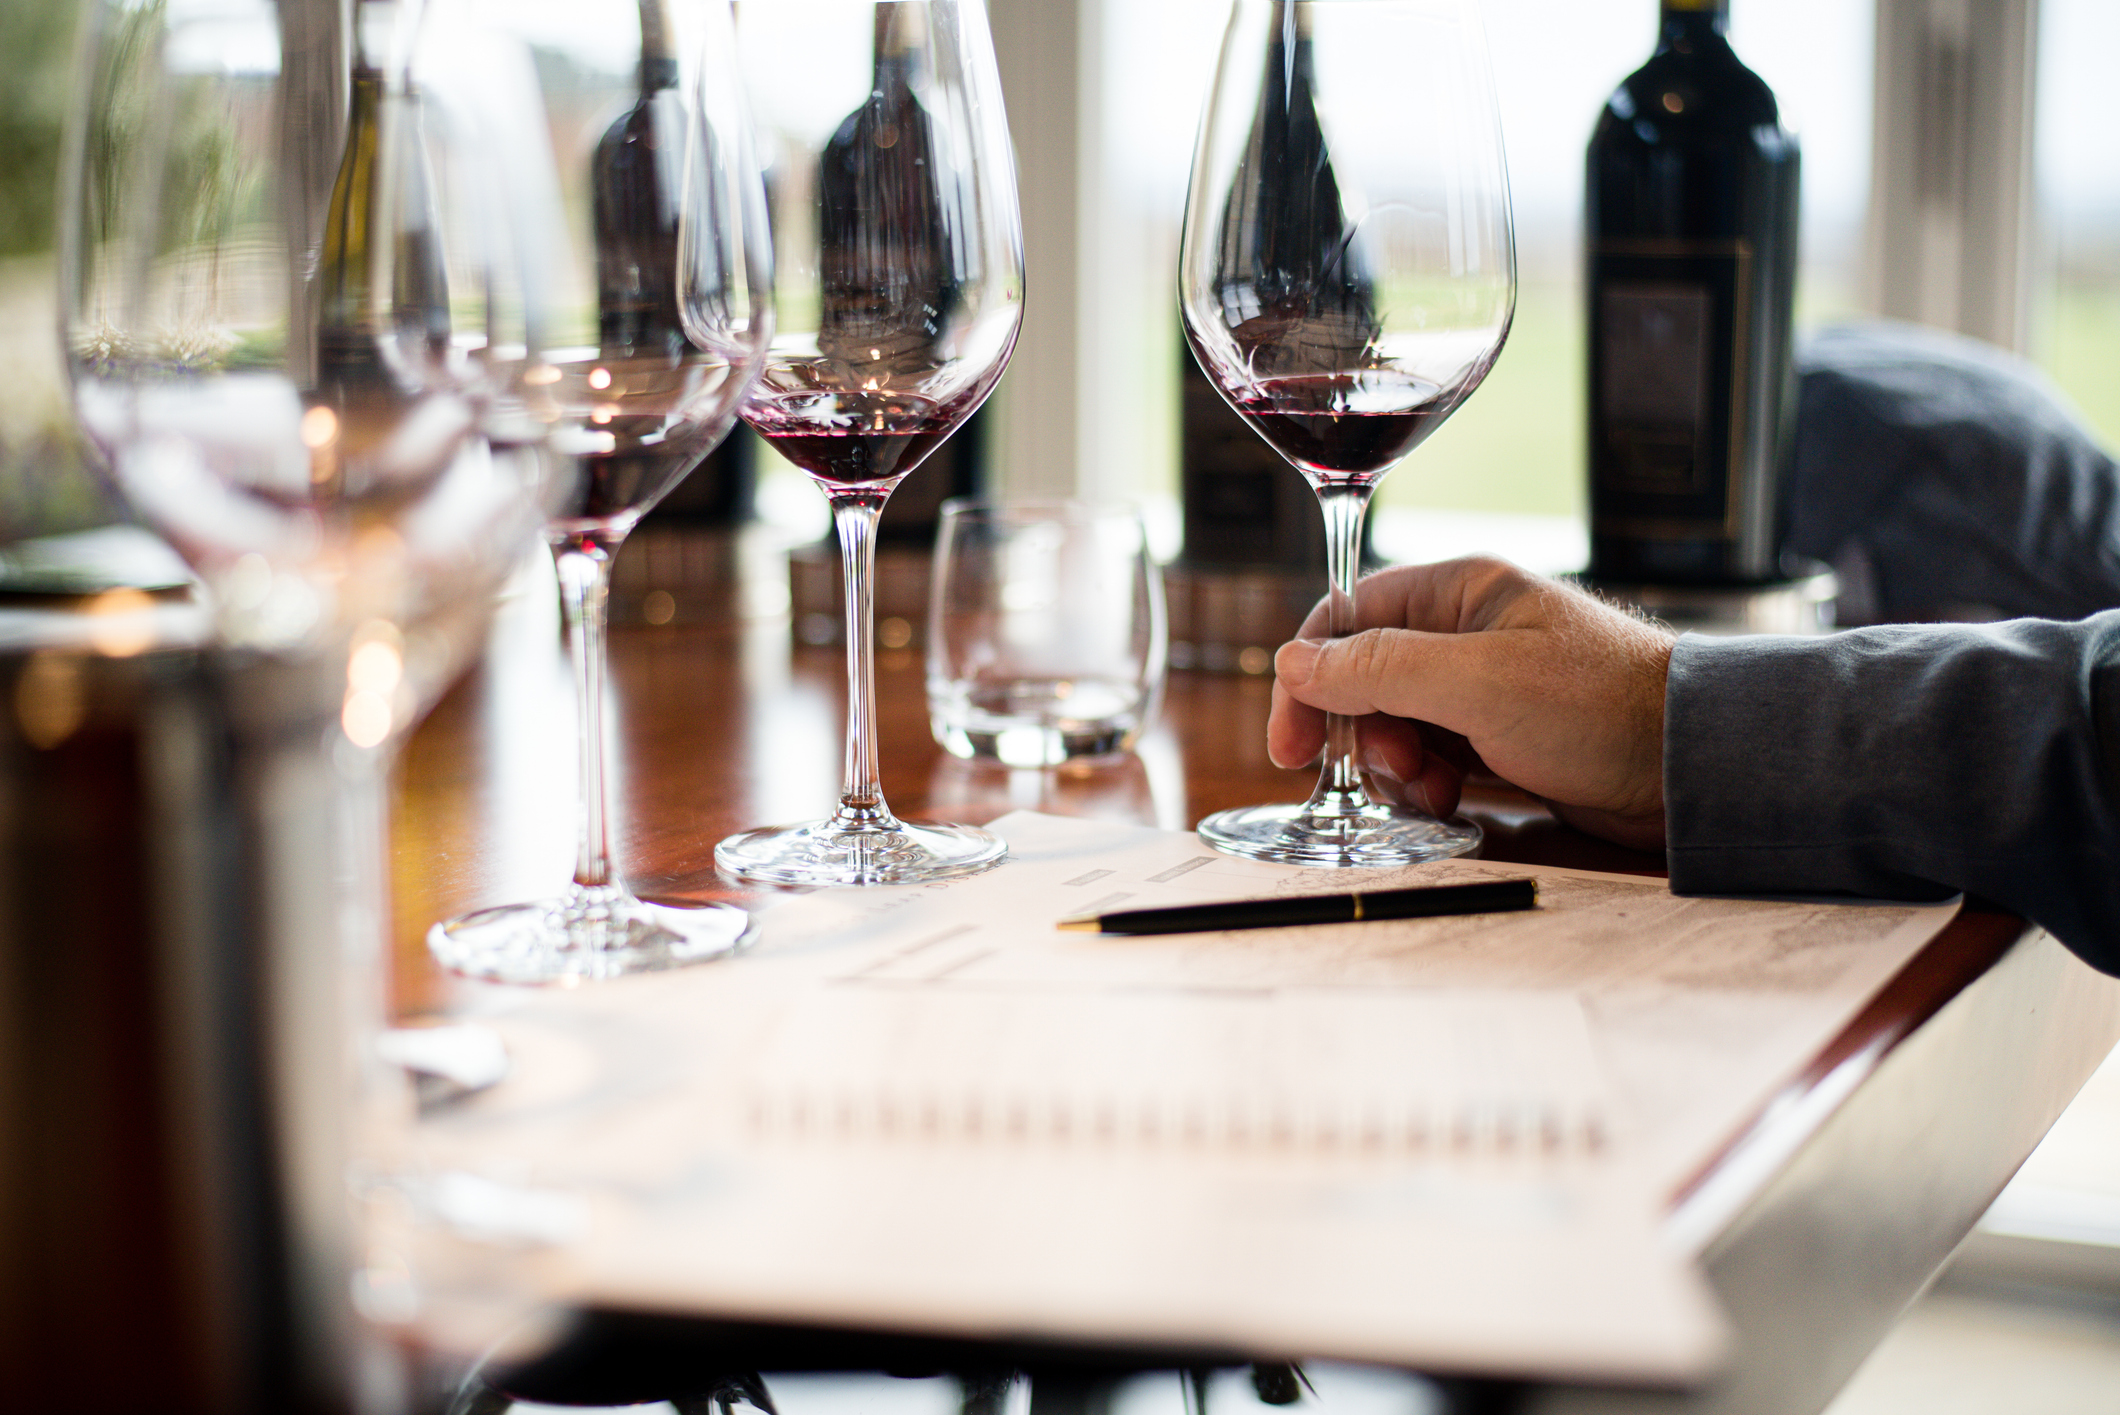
[1658,0,1729,47]
[870,5,926,97]
[1263,10,1317,96]
[638,0,678,93]
[874,3,918,68]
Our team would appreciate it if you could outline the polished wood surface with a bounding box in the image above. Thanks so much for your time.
[390,561,1667,1017]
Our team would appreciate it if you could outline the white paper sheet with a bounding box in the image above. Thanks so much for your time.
[409,812,1962,1385]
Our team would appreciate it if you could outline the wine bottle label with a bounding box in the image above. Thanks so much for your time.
[1589,239,1752,542]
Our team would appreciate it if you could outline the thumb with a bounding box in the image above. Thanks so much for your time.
[1276,628,1497,736]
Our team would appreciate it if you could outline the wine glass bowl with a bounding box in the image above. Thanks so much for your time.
[713,0,1024,888]
[745,385,960,480]
[1180,0,1515,868]
[62,0,554,668]
[534,350,753,520]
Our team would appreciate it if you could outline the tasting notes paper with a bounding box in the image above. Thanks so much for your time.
[417,812,1960,1385]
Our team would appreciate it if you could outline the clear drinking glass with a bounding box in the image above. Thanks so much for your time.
[714,0,1025,887]
[928,500,1166,769]
[1179,0,1516,867]
[425,0,776,983]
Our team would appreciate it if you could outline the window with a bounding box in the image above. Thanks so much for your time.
[1092,0,1873,572]
[2033,0,2120,449]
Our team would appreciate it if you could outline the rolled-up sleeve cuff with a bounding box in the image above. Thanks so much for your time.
[1662,630,1955,902]
[1662,618,2120,974]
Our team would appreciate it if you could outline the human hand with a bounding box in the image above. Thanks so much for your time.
[1268,557,1675,852]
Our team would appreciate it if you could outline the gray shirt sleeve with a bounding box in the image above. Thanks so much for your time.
[1663,613,2120,975]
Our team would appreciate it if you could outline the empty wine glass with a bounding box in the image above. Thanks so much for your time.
[59,0,569,1381]
[713,0,1024,887]
[64,0,555,690]
[1179,0,1515,867]
[425,0,775,982]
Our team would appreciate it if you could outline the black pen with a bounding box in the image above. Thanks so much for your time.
[1055,878,1539,935]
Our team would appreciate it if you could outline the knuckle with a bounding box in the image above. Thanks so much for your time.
[1460,555,1524,597]
[1340,627,1398,684]
[1453,556,1547,631]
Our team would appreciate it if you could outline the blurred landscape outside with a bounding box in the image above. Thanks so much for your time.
[1103,0,2120,560]
[0,0,2113,549]
[0,1,104,541]
[2032,0,2120,450]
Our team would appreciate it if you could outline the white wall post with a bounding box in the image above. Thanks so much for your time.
[986,0,1103,502]
[1867,0,2041,352]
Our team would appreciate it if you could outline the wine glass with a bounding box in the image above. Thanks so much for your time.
[1179,0,1515,867]
[424,0,775,983]
[713,0,1024,887]
[60,0,570,1380]
[64,0,554,664]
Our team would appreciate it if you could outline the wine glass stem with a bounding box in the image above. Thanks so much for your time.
[1313,480,1375,811]
[554,533,621,889]
[831,491,892,828]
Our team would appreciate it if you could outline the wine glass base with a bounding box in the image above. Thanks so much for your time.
[1196,802,1482,868]
[715,818,1007,887]
[428,890,756,985]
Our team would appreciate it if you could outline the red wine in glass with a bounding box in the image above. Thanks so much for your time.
[540,355,747,524]
[744,385,970,490]
[1224,371,1462,480]
[1180,0,1515,869]
[713,0,1024,888]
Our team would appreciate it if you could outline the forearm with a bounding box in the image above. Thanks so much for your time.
[1664,613,2120,975]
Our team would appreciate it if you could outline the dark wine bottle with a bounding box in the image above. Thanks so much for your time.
[1180,342,1330,571]
[816,4,959,375]
[873,405,980,545]
[314,58,386,381]
[1180,7,1372,571]
[590,0,760,529]
[1210,4,1378,381]
[1584,0,1799,584]
[813,3,978,544]
[591,0,686,359]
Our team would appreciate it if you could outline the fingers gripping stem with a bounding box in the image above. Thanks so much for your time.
[1314,482,1373,804]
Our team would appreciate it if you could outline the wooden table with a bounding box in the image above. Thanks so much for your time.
[389,556,2120,1415]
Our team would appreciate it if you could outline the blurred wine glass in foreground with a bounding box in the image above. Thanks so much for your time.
[65,0,552,679]
[57,0,563,1399]
[1179,0,1514,867]
[425,0,774,983]
[714,0,1024,887]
